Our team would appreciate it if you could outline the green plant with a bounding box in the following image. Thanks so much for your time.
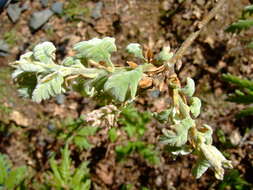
[217,169,251,190]
[11,0,232,180]
[0,153,27,190]
[226,4,253,47]
[222,74,253,117]
[47,144,91,190]
[115,106,159,165]
[58,117,99,150]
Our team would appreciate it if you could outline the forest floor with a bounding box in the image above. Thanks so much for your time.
[0,0,253,189]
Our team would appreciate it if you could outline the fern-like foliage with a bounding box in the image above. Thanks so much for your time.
[222,73,253,117]
[0,154,27,190]
[48,145,91,190]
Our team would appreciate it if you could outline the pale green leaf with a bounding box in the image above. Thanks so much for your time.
[33,41,56,64]
[161,117,195,146]
[156,46,173,64]
[126,43,144,59]
[74,136,92,150]
[5,166,26,189]
[153,109,172,123]
[192,158,210,179]
[74,37,116,68]
[180,77,195,97]
[190,97,201,118]
[104,67,143,102]
[32,73,64,102]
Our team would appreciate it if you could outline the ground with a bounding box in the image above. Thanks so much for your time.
[0,0,253,189]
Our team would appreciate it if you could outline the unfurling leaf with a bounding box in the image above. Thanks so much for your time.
[33,41,56,64]
[104,67,143,102]
[155,46,173,65]
[180,77,195,97]
[126,43,144,59]
[190,97,201,118]
[74,37,117,68]
[192,158,210,179]
[161,117,195,147]
[32,73,65,102]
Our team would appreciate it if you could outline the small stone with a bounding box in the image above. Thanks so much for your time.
[47,123,55,131]
[92,2,103,19]
[21,1,30,12]
[56,94,65,105]
[0,40,9,57]
[150,90,160,98]
[51,2,63,14]
[29,9,54,31]
[7,3,21,23]
[40,0,48,7]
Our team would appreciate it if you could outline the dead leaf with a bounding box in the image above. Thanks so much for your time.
[10,110,30,127]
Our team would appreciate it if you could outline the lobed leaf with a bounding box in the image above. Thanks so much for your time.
[104,67,143,102]
[190,97,201,118]
[192,158,210,179]
[126,43,144,59]
[180,77,195,97]
[33,41,56,64]
[74,37,117,68]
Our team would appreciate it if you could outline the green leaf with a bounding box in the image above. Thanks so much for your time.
[161,117,195,147]
[166,145,192,156]
[190,97,201,118]
[236,106,253,118]
[108,128,118,142]
[126,43,144,59]
[180,77,195,97]
[5,166,26,189]
[247,41,253,49]
[74,136,92,150]
[33,41,56,64]
[78,126,98,136]
[222,73,253,91]
[225,19,253,33]
[243,5,253,16]
[0,154,11,184]
[104,67,143,102]
[74,37,117,68]
[153,109,172,123]
[155,46,173,64]
[49,156,64,187]
[60,145,71,181]
[192,158,210,179]
[32,73,64,102]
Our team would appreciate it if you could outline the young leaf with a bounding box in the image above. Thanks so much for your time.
[104,67,143,102]
[74,37,117,68]
[190,97,201,118]
[155,46,173,65]
[180,77,195,97]
[192,158,210,179]
[32,73,65,102]
[109,128,118,142]
[126,43,144,59]
[33,41,56,64]
[161,117,195,147]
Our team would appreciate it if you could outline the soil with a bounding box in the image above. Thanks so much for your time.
[0,0,253,189]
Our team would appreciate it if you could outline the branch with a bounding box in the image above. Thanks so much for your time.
[169,0,226,68]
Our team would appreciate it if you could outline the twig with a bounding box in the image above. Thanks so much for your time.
[169,0,226,68]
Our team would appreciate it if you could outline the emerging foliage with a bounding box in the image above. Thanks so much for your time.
[11,37,232,180]
[48,145,91,190]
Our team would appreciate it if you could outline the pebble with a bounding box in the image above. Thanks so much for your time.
[0,40,9,57]
[51,2,63,15]
[47,123,55,131]
[150,90,160,98]
[29,9,54,31]
[7,3,21,23]
[92,2,103,19]
[56,94,65,105]
[40,0,48,7]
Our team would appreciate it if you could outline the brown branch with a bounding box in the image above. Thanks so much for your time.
[169,0,226,67]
